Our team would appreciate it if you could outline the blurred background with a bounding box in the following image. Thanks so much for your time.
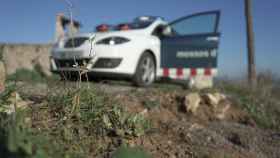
[0,0,279,78]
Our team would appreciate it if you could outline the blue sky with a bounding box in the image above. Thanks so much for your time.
[0,0,279,77]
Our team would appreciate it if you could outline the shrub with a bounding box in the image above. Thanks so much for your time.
[7,68,46,83]
[47,88,151,137]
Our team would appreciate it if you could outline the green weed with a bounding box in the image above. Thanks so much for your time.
[7,68,46,83]
[26,87,151,157]
[0,84,151,158]
[113,146,151,158]
[142,99,160,110]
[47,88,151,137]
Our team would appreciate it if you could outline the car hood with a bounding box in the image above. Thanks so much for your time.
[92,29,148,41]
[62,29,148,44]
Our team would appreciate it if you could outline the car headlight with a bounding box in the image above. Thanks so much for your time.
[96,37,130,45]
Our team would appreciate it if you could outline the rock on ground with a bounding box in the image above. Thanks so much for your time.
[202,93,226,108]
[183,92,251,123]
[184,92,201,114]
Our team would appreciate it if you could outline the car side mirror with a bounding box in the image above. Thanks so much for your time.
[162,26,172,36]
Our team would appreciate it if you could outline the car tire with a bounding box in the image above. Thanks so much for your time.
[133,52,156,87]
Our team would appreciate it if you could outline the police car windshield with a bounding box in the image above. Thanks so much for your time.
[115,17,156,30]
[131,21,152,29]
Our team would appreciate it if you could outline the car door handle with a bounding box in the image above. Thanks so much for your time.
[207,37,219,41]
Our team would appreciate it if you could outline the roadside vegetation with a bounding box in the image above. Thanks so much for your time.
[7,68,46,83]
[0,83,151,158]
[217,73,280,130]
[7,64,59,84]
[0,71,279,158]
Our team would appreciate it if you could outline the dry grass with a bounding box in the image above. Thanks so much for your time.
[0,84,151,158]
[216,72,280,130]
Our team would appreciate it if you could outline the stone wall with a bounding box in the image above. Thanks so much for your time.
[0,43,52,76]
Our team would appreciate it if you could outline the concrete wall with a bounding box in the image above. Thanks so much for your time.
[0,43,52,76]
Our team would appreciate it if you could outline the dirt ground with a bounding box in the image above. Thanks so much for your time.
[17,81,280,158]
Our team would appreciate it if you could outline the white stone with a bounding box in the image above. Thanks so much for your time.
[184,93,201,114]
[203,92,227,108]
[203,93,219,108]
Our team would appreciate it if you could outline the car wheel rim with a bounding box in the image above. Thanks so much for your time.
[141,57,155,85]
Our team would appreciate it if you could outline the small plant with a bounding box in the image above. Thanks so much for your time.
[0,84,16,105]
[47,88,151,137]
[112,146,151,158]
[143,99,160,110]
[0,106,64,158]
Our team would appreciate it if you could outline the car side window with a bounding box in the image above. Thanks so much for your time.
[170,13,218,36]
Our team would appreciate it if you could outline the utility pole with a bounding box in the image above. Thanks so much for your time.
[244,0,257,87]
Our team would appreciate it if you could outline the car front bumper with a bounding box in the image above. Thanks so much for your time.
[51,44,142,76]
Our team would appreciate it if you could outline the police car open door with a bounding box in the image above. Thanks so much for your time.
[160,10,220,79]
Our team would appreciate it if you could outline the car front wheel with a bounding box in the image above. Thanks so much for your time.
[134,52,156,87]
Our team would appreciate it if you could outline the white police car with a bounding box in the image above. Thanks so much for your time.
[51,10,221,87]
